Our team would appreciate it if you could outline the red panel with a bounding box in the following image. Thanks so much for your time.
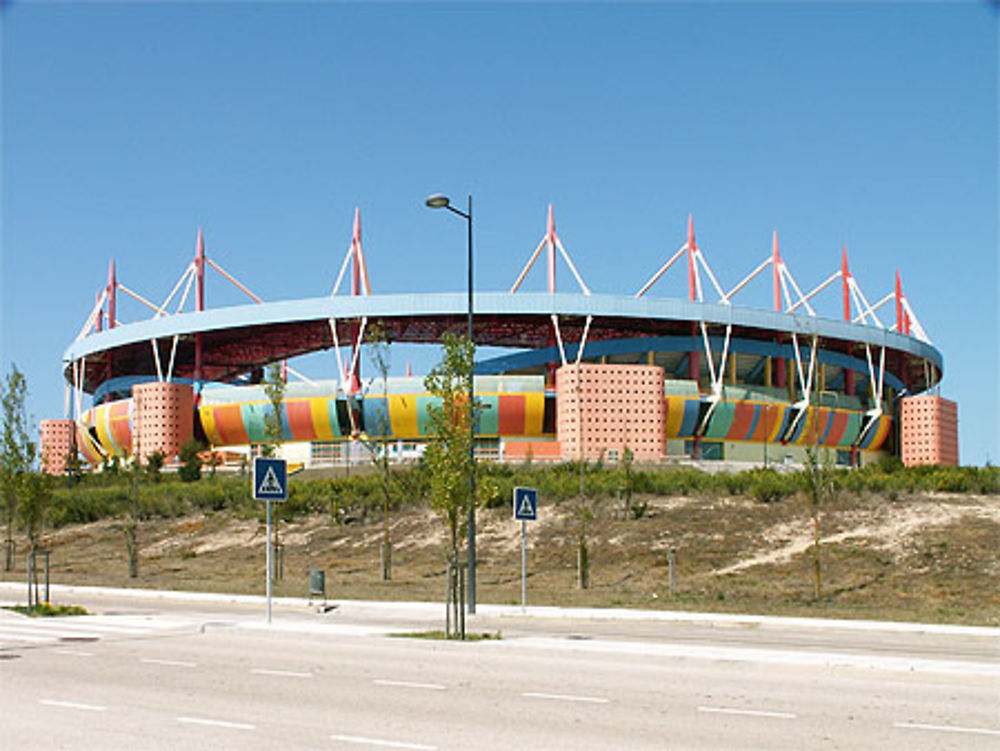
[109,401,132,452]
[214,404,249,446]
[825,410,850,447]
[285,400,318,441]
[497,394,526,435]
[729,402,755,440]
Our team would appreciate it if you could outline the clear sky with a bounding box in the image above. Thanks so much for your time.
[2,1,997,465]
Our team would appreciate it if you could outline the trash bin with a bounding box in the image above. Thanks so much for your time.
[309,569,326,603]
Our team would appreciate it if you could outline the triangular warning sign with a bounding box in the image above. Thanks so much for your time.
[518,494,534,517]
[258,466,284,495]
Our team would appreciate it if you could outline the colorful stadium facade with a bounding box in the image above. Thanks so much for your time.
[43,207,954,472]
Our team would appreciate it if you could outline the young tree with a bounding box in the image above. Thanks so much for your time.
[424,333,497,636]
[424,333,475,570]
[20,471,51,605]
[362,323,394,581]
[178,439,204,482]
[261,362,286,458]
[1,365,34,571]
[802,405,835,600]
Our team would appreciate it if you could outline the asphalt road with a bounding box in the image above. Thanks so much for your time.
[1,586,997,750]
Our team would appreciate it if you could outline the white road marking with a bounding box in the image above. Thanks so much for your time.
[521,691,610,704]
[698,706,797,719]
[894,721,1000,737]
[330,733,436,750]
[40,699,106,712]
[54,649,95,657]
[250,667,313,678]
[141,658,197,668]
[177,716,255,730]
[374,679,446,691]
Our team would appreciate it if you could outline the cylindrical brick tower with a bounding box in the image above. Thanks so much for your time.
[132,382,194,462]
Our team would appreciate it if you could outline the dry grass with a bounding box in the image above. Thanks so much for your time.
[3,490,998,627]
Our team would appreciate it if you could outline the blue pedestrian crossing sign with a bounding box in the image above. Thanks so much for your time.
[513,487,538,521]
[253,457,288,501]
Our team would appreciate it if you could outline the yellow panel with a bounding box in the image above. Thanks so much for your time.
[310,398,335,441]
[94,405,114,455]
[523,392,545,436]
[664,396,686,438]
[199,405,221,446]
[389,394,420,439]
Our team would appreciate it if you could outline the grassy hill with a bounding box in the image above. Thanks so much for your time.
[3,462,998,626]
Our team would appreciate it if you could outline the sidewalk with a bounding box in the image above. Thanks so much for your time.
[1,580,996,637]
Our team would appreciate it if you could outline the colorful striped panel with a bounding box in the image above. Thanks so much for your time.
[311,398,337,441]
[859,415,892,450]
[665,396,701,438]
[108,401,132,454]
[704,402,735,440]
[239,403,269,444]
[416,395,443,436]
[837,412,863,447]
[285,400,319,442]
[202,404,250,446]
[76,424,104,465]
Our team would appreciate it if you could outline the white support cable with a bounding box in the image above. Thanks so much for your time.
[331,243,354,297]
[554,237,591,295]
[723,257,770,302]
[175,266,196,314]
[551,314,568,366]
[157,264,195,317]
[868,293,894,313]
[63,383,70,421]
[696,251,727,303]
[510,238,547,293]
[328,318,348,394]
[717,324,732,395]
[778,265,795,312]
[285,365,317,386]
[876,345,886,407]
[347,317,369,385]
[849,278,884,328]
[118,283,161,315]
[693,260,705,302]
[900,297,931,343]
[151,339,163,382]
[700,321,717,387]
[789,271,840,313]
[166,335,180,383]
[574,315,593,365]
[635,244,686,298]
[781,264,815,316]
[76,289,108,341]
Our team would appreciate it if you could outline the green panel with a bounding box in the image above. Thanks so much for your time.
[476,395,499,436]
[838,412,863,447]
[416,395,443,436]
[704,402,735,439]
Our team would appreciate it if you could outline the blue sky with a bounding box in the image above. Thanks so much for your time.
[2,2,997,465]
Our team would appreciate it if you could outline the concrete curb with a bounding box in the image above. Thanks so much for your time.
[1,581,996,637]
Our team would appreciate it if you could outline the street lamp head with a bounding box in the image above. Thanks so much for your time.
[425,194,451,209]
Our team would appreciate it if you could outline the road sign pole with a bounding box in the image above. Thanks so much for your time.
[521,519,527,610]
[266,497,272,624]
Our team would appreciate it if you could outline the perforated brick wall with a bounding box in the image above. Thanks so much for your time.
[556,363,665,462]
[39,419,75,475]
[900,395,959,467]
[132,382,194,462]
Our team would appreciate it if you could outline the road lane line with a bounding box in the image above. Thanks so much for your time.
[698,706,796,719]
[54,649,95,657]
[250,668,313,678]
[894,722,1000,737]
[40,699,106,712]
[374,679,446,691]
[521,691,610,704]
[177,716,255,730]
[141,658,197,668]
[330,733,436,749]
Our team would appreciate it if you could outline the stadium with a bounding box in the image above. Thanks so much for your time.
[40,206,952,474]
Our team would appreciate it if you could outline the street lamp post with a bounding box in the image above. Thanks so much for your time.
[426,193,476,615]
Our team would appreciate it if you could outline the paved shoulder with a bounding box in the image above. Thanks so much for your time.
[0,611,201,650]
